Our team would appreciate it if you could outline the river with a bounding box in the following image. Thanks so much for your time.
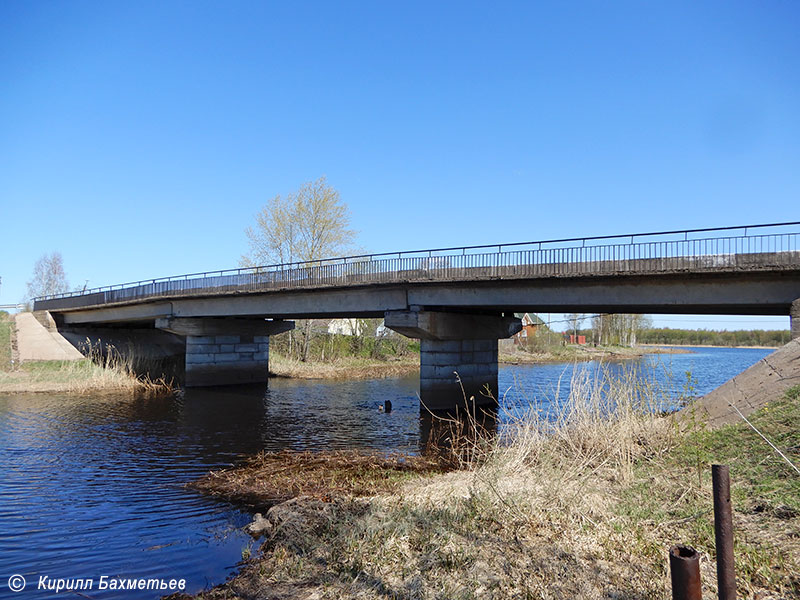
[0,346,772,598]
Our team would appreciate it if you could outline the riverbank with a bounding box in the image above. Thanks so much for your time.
[642,343,781,350]
[182,383,800,599]
[269,352,419,379]
[0,358,175,395]
[499,343,689,365]
[269,344,687,380]
[0,311,13,369]
[0,312,174,396]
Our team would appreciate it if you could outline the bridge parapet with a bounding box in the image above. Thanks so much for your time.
[33,222,800,313]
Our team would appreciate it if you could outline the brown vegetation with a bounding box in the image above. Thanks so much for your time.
[0,330,175,397]
[190,450,447,508]
[183,369,799,600]
[268,352,417,380]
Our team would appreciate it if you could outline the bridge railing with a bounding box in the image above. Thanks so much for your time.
[33,222,800,310]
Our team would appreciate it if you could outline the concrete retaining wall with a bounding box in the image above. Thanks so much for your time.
[680,338,800,428]
[16,312,84,361]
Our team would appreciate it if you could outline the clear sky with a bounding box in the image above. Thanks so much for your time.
[1,1,798,330]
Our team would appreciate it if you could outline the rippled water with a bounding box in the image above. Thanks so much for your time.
[0,346,772,598]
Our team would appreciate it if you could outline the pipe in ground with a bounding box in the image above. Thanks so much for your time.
[712,464,737,600]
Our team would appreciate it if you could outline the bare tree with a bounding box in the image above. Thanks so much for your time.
[591,314,652,347]
[242,176,357,267]
[242,177,358,361]
[26,252,69,301]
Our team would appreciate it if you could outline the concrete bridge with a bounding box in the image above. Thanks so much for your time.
[33,222,800,411]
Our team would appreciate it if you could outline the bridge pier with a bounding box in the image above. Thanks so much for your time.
[385,310,521,411]
[792,300,800,340]
[156,317,294,387]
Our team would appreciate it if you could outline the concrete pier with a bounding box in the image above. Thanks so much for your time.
[156,317,294,387]
[385,310,521,411]
[792,299,800,340]
[184,334,270,386]
[420,338,499,410]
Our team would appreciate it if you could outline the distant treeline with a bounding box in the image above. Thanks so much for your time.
[635,327,791,347]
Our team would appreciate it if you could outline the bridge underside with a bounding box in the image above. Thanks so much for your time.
[46,270,800,411]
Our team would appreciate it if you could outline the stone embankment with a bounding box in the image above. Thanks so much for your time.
[680,338,800,427]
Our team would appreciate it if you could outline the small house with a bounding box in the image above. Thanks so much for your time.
[513,313,545,344]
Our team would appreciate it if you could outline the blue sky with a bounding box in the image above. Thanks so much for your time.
[1,1,798,330]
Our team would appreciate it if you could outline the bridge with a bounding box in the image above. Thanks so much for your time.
[34,222,800,410]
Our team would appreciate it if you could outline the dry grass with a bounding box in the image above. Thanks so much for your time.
[190,450,447,508]
[0,341,175,397]
[269,352,417,380]
[188,366,800,600]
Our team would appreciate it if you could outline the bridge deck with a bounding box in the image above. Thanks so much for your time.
[33,223,800,314]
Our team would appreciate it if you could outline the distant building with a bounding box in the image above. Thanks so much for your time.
[565,334,587,345]
[327,318,364,336]
[513,313,545,344]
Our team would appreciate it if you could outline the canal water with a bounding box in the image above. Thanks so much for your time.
[0,346,772,598]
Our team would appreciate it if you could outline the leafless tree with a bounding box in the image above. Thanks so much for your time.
[242,177,358,361]
[26,252,69,302]
[591,314,652,346]
[242,176,357,268]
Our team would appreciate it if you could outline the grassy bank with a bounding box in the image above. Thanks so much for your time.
[269,352,418,380]
[269,344,685,380]
[0,357,172,395]
[186,376,799,599]
[0,312,12,370]
[0,313,174,396]
[499,343,688,365]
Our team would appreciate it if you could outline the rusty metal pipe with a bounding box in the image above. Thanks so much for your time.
[712,464,737,600]
[670,545,702,600]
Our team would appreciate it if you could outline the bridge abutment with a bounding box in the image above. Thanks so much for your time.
[792,299,800,340]
[156,317,294,387]
[385,310,521,411]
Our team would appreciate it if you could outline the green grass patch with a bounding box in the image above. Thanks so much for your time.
[677,385,800,512]
[20,359,94,374]
[0,312,11,370]
[615,386,800,595]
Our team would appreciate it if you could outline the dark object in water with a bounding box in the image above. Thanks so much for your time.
[379,400,392,413]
